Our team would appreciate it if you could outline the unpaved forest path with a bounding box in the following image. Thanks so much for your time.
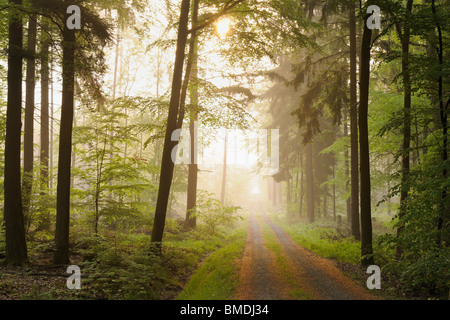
[235,204,380,300]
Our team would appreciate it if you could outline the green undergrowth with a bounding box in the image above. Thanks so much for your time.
[265,209,392,266]
[75,222,248,300]
[176,221,248,300]
[0,220,247,300]
[270,215,361,264]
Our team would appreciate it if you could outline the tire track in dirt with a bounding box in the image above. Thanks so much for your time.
[234,208,290,300]
[258,206,379,300]
[235,203,380,300]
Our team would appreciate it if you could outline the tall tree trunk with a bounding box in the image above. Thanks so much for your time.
[4,0,29,267]
[109,26,120,189]
[286,179,291,215]
[344,107,351,225]
[431,0,447,247]
[299,150,304,218]
[349,2,360,240]
[359,6,374,266]
[39,20,51,231]
[306,142,314,223]
[186,0,199,228]
[70,116,76,189]
[22,16,37,223]
[396,0,414,260]
[278,181,282,204]
[50,63,54,191]
[54,26,76,265]
[151,0,191,246]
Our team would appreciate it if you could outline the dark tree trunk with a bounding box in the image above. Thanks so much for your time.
[431,0,448,247]
[54,26,76,265]
[151,0,191,246]
[22,16,37,222]
[359,8,374,266]
[306,142,314,223]
[349,3,360,240]
[396,0,414,260]
[4,0,29,267]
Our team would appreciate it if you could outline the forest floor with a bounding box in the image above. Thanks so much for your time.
[234,204,383,300]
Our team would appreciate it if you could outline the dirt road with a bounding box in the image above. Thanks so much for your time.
[235,205,380,300]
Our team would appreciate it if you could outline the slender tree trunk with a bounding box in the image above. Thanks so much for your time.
[54,26,76,265]
[186,0,199,228]
[344,107,351,225]
[278,181,282,204]
[286,179,291,215]
[359,7,374,266]
[350,3,360,240]
[50,57,54,191]
[22,16,37,222]
[396,0,414,260]
[306,142,314,223]
[317,196,321,218]
[70,116,76,189]
[109,26,120,189]
[151,0,191,246]
[38,20,51,231]
[4,0,29,267]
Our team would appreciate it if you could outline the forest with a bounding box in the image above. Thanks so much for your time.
[0,0,448,302]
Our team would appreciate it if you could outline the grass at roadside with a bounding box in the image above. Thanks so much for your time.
[176,222,248,300]
[265,210,362,264]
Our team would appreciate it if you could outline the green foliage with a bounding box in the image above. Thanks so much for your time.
[72,102,155,233]
[62,221,248,300]
[285,222,362,264]
[377,146,450,296]
[189,191,242,236]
